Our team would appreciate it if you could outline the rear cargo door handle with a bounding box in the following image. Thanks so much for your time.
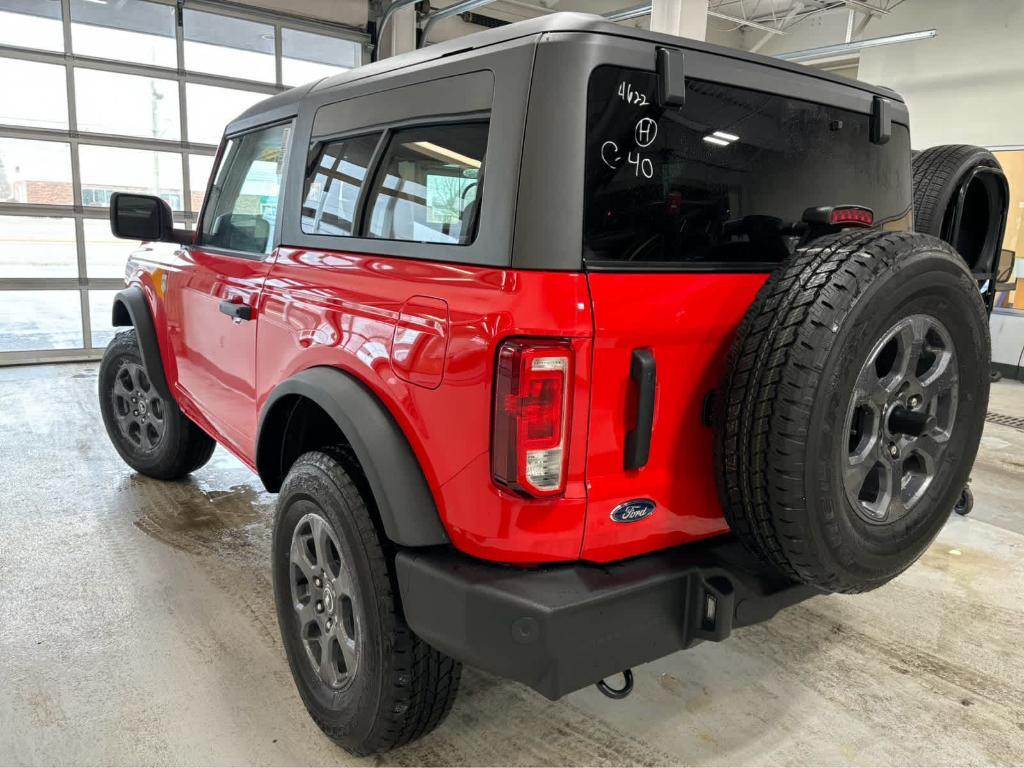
[625,348,656,471]
[219,300,252,322]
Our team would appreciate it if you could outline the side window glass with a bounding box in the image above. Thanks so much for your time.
[200,122,290,255]
[301,133,380,236]
[365,122,487,246]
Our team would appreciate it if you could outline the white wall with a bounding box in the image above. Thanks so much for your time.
[746,0,1024,149]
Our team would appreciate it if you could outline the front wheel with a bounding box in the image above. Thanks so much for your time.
[272,449,461,755]
[98,329,215,479]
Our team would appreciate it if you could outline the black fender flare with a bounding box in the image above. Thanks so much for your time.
[257,367,449,547]
[111,285,173,401]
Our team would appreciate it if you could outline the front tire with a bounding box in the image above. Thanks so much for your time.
[272,449,461,755]
[99,329,215,479]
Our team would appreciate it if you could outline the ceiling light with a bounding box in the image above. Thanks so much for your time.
[410,141,482,169]
[703,135,730,147]
[712,131,739,142]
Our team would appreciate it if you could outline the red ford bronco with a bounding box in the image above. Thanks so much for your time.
[99,13,1008,755]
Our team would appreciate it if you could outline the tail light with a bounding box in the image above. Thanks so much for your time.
[492,339,573,497]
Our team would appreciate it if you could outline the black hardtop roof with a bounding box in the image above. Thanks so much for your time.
[227,11,902,134]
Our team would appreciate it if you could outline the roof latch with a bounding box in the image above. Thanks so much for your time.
[871,96,892,145]
[656,47,686,107]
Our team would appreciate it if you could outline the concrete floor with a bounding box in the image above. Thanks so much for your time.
[1,362,1023,766]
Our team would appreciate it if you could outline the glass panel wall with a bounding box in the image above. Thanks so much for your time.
[282,28,361,86]
[183,9,275,83]
[0,0,366,361]
[0,0,63,52]
[70,0,176,68]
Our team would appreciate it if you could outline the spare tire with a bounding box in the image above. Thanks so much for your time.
[714,230,990,593]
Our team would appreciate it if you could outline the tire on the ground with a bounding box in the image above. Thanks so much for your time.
[714,231,990,594]
[912,144,1000,241]
[98,329,215,479]
[272,449,461,755]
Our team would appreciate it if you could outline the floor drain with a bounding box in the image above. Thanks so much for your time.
[986,412,1024,432]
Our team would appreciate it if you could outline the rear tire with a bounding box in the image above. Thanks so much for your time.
[714,231,990,593]
[272,449,461,755]
[98,329,215,479]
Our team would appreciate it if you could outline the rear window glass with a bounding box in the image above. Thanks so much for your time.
[584,66,911,267]
[365,122,487,246]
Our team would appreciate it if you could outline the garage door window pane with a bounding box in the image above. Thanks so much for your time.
[76,69,180,140]
[0,138,73,205]
[184,9,275,83]
[0,290,82,351]
[189,154,216,213]
[186,83,267,145]
[0,0,63,52]
[83,218,132,278]
[0,216,77,278]
[282,29,361,86]
[0,59,68,130]
[79,145,184,211]
[70,0,176,68]
[88,289,119,348]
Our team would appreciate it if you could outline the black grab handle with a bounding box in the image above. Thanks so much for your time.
[219,300,253,322]
[624,348,656,470]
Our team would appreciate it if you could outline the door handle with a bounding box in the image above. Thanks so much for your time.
[219,300,253,322]
[624,348,656,471]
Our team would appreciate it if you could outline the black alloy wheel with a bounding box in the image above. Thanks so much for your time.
[288,510,361,689]
[110,359,167,454]
[844,314,958,524]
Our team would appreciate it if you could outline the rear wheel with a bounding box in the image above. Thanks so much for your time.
[714,231,990,593]
[98,329,215,479]
[273,449,461,755]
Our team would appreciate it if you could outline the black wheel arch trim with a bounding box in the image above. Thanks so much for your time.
[257,366,449,547]
[111,285,173,401]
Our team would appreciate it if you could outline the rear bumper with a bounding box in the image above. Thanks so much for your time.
[395,536,819,700]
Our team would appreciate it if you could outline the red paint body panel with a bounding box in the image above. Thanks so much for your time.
[256,248,593,563]
[126,241,764,565]
[581,272,769,562]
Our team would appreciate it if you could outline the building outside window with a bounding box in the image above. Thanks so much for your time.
[0,0,365,362]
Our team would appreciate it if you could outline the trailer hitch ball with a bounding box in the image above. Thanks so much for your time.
[596,669,634,700]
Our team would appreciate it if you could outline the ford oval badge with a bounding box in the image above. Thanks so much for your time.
[610,499,656,523]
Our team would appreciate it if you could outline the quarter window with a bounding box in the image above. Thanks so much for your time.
[365,123,487,246]
[301,133,380,236]
[200,122,291,255]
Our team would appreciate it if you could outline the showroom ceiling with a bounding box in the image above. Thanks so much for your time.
[426,0,907,39]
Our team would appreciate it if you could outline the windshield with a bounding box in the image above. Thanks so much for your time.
[583,66,911,268]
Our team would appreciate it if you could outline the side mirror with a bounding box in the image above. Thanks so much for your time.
[109,193,174,242]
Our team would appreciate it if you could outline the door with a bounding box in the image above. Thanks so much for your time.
[579,64,912,562]
[174,121,292,459]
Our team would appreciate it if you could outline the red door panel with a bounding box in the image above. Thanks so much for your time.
[172,246,271,459]
[582,272,768,562]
